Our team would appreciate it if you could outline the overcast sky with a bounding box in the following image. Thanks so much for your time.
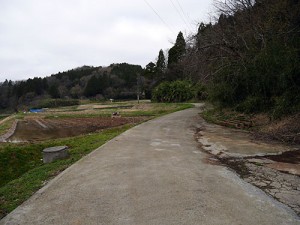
[0,0,215,82]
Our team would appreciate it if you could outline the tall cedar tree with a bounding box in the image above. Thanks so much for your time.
[167,32,186,68]
[156,49,166,74]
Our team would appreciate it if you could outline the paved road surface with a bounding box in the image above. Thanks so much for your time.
[1,105,299,225]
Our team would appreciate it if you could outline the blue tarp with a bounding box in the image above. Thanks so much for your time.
[29,108,44,113]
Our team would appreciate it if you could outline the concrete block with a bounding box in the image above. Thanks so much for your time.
[43,146,69,163]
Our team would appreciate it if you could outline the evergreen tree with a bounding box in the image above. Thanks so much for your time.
[144,62,156,79]
[167,32,186,68]
[156,49,166,74]
[48,84,60,98]
[84,75,99,97]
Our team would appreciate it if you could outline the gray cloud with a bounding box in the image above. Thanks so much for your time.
[0,0,214,82]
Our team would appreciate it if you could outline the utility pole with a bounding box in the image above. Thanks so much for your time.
[137,73,141,104]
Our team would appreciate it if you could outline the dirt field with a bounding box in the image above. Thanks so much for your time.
[7,117,147,142]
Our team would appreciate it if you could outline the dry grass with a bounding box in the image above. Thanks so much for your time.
[259,113,300,144]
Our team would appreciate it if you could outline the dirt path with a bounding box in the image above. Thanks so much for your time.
[1,105,299,225]
[0,115,14,126]
[0,115,18,142]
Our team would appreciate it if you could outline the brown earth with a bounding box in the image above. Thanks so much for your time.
[6,117,148,143]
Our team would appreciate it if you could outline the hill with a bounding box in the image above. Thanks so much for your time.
[0,63,144,111]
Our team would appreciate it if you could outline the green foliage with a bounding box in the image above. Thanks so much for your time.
[152,80,194,103]
[271,89,300,119]
[14,78,48,98]
[168,32,186,68]
[0,63,146,111]
[33,99,79,108]
[144,62,156,79]
[156,49,166,74]
[0,117,15,136]
[209,39,300,116]
[209,82,236,107]
[84,74,108,97]
[110,63,143,87]
[193,82,208,100]
[189,0,300,116]
[48,85,59,98]
[235,96,266,114]
[54,66,98,81]
[0,144,43,187]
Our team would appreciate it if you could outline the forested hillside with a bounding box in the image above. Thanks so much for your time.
[150,0,300,118]
[0,63,144,111]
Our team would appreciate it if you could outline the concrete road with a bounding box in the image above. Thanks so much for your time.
[1,105,299,225]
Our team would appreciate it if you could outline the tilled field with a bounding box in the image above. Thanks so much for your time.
[7,117,147,142]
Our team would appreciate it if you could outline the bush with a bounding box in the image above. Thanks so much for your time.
[235,96,266,113]
[208,82,236,107]
[193,83,208,100]
[33,99,80,108]
[152,80,194,103]
[272,89,300,119]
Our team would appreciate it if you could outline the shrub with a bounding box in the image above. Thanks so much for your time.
[33,99,80,108]
[272,89,300,119]
[193,82,208,100]
[236,96,266,113]
[152,80,194,103]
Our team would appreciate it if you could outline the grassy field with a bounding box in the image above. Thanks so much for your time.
[0,102,193,218]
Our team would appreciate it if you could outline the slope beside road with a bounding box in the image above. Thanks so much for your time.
[1,104,299,225]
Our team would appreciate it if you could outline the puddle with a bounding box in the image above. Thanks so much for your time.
[265,150,300,164]
[260,150,300,176]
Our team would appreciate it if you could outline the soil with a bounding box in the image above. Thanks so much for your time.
[6,117,148,143]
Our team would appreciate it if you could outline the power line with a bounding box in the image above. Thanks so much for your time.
[174,0,194,30]
[169,0,193,32]
[143,0,176,34]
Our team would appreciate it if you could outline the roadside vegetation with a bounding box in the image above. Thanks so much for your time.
[201,105,300,144]
[0,102,193,218]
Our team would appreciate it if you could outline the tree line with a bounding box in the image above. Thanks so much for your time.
[0,63,143,111]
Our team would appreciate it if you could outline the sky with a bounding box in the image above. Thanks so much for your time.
[0,0,215,82]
